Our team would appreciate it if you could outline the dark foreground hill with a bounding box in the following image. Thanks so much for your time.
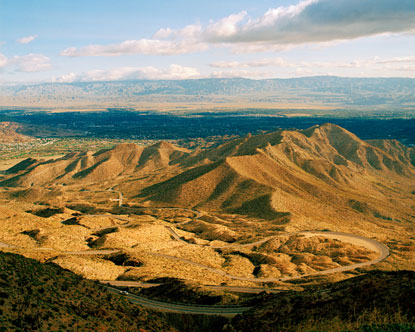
[229,270,415,332]
[1,248,415,332]
[0,252,175,332]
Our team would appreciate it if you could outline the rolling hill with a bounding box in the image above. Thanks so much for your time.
[1,141,189,187]
[0,122,34,143]
[0,121,81,142]
[139,123,415,222]
[1,123,414,226]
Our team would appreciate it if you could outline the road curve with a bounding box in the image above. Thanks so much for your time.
[0,241,17,249]
[102,280,281,294]
[106,286,250,316]
[157,227,390,283]
[108,187,123,207]
[99,229,389,315]
[119,205,202,220]
[0,197,390,316]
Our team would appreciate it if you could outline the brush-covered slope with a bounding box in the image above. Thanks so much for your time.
[1,141,189,187]
[0,121,80,142]
[140,124,415,220]
[230,270,415,332]
[0,252,175,332]
[0,121,34,143]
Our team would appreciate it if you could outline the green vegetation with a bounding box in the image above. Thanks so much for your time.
[133,278,223,305]
[0,252,175,332]
[0,137,152,161]
[229,271,415,332]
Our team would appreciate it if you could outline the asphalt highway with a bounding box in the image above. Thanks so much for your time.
[0,194,390,316]
[106,286,251,317]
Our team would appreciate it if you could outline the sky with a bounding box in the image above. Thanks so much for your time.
[0,0,415,84]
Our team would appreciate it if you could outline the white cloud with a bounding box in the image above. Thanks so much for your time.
[209,69,268,79]
[11,54,52,72]
[230,43,293,54]
[376,56,415,64]
[153,28,173,39]
[207,55,415,78]
[204,11,247,39]
[211,57,294,68]
[209,61,242,69]
[204,0,415,45]
[53,72,78,83]
[17,35,38,44]
[59,0,415,58]
[0,53,7,68]
[389,65,415,72]
[61,39,207,57]
[53,64,201,82]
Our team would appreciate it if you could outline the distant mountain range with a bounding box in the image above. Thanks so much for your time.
[1,77,415,108]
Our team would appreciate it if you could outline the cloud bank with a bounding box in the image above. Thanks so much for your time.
[60,0,415,57]
[53,64,200,82]
[0,53,7,68]
[204,0,415,45]
[61,39,207,57]
[11,54,52,72]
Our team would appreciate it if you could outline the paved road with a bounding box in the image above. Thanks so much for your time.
[0,211,389,285]
[101,280,161,288]
[165,225,274,249]
[83,214,131,224]
[0,194,390,315]
[102,280,281,294]
[108,187,123,207]
[65,249,120,255]
[106,286,251,317]
[119,205,202,220]
[154,228,390,283]
[0,241,17,249]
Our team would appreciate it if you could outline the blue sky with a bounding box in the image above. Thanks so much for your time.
[1,0,415,84]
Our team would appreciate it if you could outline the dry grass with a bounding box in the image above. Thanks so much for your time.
[52,255,125,280]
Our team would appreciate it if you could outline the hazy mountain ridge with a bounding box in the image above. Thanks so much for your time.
[2,77,415,107]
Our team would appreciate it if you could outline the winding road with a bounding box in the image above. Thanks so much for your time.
[0,196,390,316]
[146,230,389,283]
[108,187,123,207]
[106,286,250,316]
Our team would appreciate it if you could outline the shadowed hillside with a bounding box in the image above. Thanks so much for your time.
[1,123,414,224]
[139,124,415,222]
[0,121,81,142]
[230,270,415,332]
[0,122,33,143]
[0,252,175,332]
[0,141,189,187]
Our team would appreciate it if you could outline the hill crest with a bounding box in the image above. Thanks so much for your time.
[1,124,414,224]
